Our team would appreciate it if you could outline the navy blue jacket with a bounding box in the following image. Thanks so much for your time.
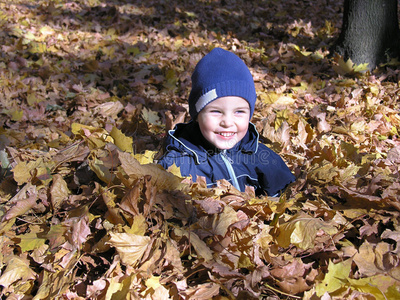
[157,122,295,196]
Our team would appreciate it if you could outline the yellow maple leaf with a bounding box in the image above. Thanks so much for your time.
[134,150,157,164]
[71,123,113,149]
[105,276,132,300]
[141,107,161,125]
[167,163,182,178]
[39,25,55,36]
[348,275,400,300]
[110,126,133,153]
[11,109,24,122]
[27,93,43,106]
[12,160,33,185]
[145,275,161,290]
[333,55,369,75]
[316,259,352,296]
[125,214,148,236]
[259,91,279,104]
[108,232,151,267]
[18,227,47,252]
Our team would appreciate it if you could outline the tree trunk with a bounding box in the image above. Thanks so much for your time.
[333,0,400,70]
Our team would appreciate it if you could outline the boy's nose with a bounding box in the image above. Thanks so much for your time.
[220,115,234,127]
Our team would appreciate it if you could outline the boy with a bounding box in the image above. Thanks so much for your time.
[158,48,295,196]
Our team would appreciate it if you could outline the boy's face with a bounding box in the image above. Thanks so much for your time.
[197,96,250,150]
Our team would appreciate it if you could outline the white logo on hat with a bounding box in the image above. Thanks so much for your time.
[195,89,218,113]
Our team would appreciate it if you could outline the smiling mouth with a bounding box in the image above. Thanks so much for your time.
[218,132,235,137]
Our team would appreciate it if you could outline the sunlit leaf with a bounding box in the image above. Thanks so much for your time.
[166,163,182,178]
[110,126,133,153]
[94,101,124,118]
[315,259,352,296]
[49,174,70,211]
[108,232,151,267]
[11,109,24,121]
[347,275,400,300]
[276,212,338,250]
[126,214,148,236]
[0,256,36,288]
[105,276,132,300]
[199,205,238,237]
[18,226,46,252]
[142,107,161,126]
[333,55,370,75]
[134,150,157,164]
[39,25,55,36]
[118,151,185,191]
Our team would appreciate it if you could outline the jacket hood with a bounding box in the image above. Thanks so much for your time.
[164,121,259,164]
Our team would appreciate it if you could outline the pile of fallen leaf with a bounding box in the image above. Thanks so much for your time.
[0,0,400,299]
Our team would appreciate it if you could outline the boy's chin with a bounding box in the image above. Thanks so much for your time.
[213,141,237,150]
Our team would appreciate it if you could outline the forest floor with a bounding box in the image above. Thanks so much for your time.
[0,0,400,299]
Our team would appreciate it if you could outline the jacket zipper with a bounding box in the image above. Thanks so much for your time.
[220,150,241,191]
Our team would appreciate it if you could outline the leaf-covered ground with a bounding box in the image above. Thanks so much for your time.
[1,0,400,299]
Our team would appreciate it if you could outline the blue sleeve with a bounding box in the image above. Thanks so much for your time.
[255,145,295,196]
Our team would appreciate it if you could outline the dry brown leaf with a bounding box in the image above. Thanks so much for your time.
[174,227,213,262]
[2,183,37,222]
[198,205,238,237]
[118,150,185,191]
[180,282,220,300]
[0,255,36,288]
[49,174,70,211]
[353,241,381,277]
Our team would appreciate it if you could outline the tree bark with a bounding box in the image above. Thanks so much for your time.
[333,0,400,70]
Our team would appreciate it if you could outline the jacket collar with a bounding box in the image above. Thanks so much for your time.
[165,121,259,164]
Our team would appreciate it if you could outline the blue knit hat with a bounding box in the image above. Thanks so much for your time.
[188,48,256,120]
